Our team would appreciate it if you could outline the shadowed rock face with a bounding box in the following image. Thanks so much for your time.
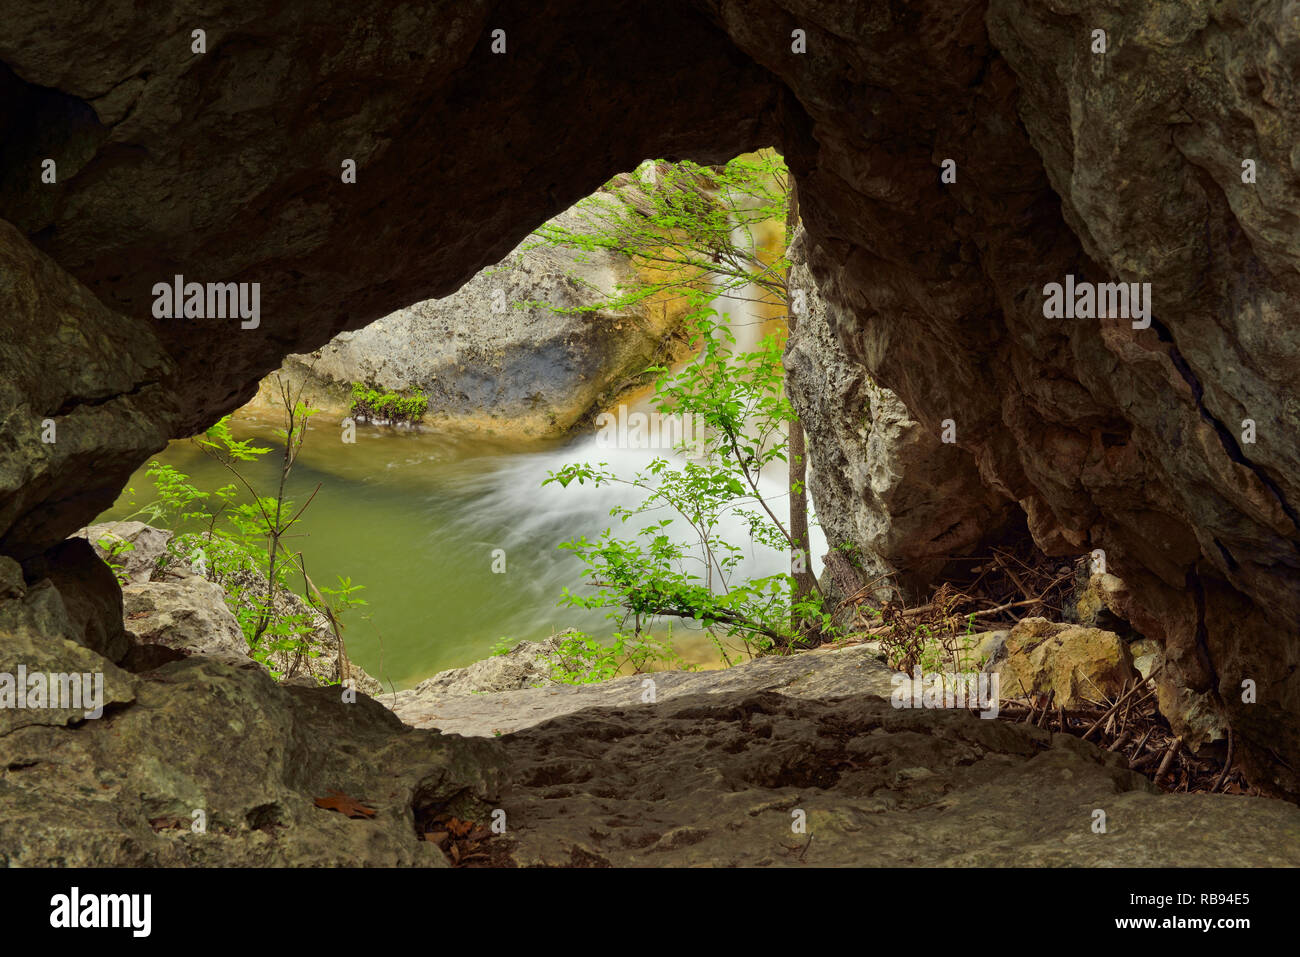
[785,228,1020,597]
[0,1,1297,794]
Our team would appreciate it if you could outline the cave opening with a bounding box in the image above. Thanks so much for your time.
[2,1,1300,873]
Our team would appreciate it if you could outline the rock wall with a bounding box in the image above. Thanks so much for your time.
[258,174,697,438]
[0,0,1297,794]
[0,221,182,561]
[784,229,1017,598]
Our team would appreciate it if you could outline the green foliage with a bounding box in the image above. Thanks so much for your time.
[541,630,687,685]
[321,576,367,616]
[349,382,428,425]
[832,540,867,571]
[535,153,838,670]
[523,152,795,323]
[133,451,315,671]
[546,313,836,665]
[125,386,364,683]
[96,536,135,587]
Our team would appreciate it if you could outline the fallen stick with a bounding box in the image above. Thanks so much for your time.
[1211,729,1234,794]
[1107,729,1134,753]
[1128,727,1154,765]
[1081,664,1165,741]
[857,597,1049,637]
[1153,737,1182,786]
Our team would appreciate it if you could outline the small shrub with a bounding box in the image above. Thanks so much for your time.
[349,382,428,425]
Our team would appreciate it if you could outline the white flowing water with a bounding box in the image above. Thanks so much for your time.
[102,211,823,688]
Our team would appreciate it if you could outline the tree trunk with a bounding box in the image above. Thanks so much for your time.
[785,182,819,641]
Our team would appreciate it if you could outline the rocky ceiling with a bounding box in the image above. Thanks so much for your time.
[0,0,1297,796]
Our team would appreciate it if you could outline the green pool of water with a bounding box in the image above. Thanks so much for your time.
[99,406,764,688]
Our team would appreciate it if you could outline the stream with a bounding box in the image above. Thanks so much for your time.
[99,219,825,690]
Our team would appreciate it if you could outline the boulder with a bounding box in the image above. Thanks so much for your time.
[79,521,176,585]
[993,618,1138,709]
[407,635,565,698]
[26,535,132,664]
[81,524,382,694]
[121,576,249,666]
[262,173,702,438]
[0,556,137,737]
[1068,571,1133,633]
[386,642,899,736]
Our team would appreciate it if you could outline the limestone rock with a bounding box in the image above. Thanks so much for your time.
[0,655,506,866]
[386,644,902,737]
[993,618,1137,709]
[4,558,1298,868]
[784,230,1017,599]
[264,175,700,438]
[0,0,1298,792]
[26,535,133,664]
[408,636,565,698]
[79,520,175,585]
[0,221,180,559]
[0,551,503,867]
[81,524,382,694]
[498,690,1300,867]
[121,576,249,665]
[0,556,138,737]
[959,630,1010,672]
[1131,638,1162,681]
[1069,571,1132,633]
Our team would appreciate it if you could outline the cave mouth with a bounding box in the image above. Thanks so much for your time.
[79,146,1134,747]
[85,150,846,691]
[1,1,1299,878]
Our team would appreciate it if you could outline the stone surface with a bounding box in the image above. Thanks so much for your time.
[121,576,249,664]
[1069,571,1132,634]
[406,635,564,699]
[1,547,496,866]
[965,630,1010,672]
[497,690,1300,867]
[26,535,133,664]
[0,0,1297,793]
[0,654,506,866]
[785,229,1017,599]
[4,557,1299,868]
[0,222,180,560]
[993,618,1137,710]
[263,174,698,438]
[0,556,138,737]
[388,644,924,737]
[79,520,174,586]
[80,523,383,694]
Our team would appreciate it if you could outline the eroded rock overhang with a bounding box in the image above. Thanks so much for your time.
[0,0,1297,795]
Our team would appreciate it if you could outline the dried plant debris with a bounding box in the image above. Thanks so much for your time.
[997,684,1257,797]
